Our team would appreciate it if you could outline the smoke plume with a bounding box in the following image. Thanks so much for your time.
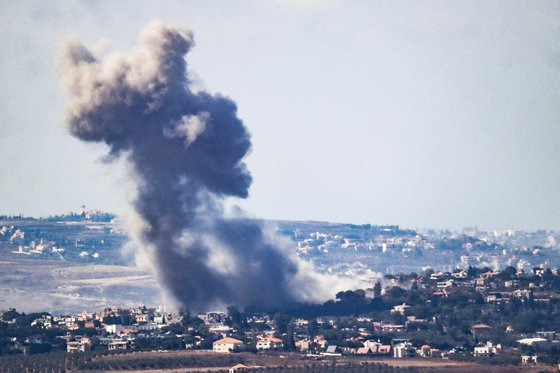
[60,21,327,311]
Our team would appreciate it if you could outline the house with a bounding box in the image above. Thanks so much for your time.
[381,324,405,333]
[406,316,428,327]
[363,340,382,353]
[391,303,411,315]
[108,339,128,351]
[512,289,532,299]
[486,292,511,304]
[313,336,328,350]
[377,345,392,355]
[208,323,233,335]
[517,338,548,346]
[430,272,445,280]
[418,344,431,357]
[504,280,519,288]
[120,327,138,335]
[521,355,538,365]
[481,271,500,279]
[135,314,150,323]
[213,337,243,353]
[437,280,454,289]
[105,324,124,334]
[393,342,416,358]
[66,341,81,353]
[473,342,502,357]
[452,271,468,279]
[471,324,492,338]
[256,336,283,350]
[229,363,249,373]
[66,337,92,353]
[322,345,341,356]
[295,339,312,352]
[356,347,371,354]
[429,348,442,358]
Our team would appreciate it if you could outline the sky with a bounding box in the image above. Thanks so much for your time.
[1,0,559,231]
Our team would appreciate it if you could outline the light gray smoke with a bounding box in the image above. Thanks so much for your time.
[60,21,325,311]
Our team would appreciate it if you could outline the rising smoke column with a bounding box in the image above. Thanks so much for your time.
[60,21,322,311]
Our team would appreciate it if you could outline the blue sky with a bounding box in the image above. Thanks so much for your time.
[1,0,559,231]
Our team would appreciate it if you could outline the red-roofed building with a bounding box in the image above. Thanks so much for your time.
[256,336,283,350]
[229,364,249,373]
[356,346,371,354]
[213,337,243,353]
[419,344,431,357]
[472,324,492,338]
[377,345,392,355]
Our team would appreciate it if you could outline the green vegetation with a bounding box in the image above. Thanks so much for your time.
[0,350,244,371]
[243,363,419,373]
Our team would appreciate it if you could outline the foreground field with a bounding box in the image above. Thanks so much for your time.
[71,350,557,373]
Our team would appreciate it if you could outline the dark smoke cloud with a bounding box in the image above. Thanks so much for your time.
[60,21,331,311]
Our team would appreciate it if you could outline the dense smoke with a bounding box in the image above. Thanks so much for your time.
[60,21,327,311]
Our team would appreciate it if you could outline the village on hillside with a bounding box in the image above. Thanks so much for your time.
[2,265,560,371]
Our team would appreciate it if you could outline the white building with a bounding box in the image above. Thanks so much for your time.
[256,336,283,350]
[393,342,416,358]
[363,340,382,353]
[295,339,311,352]
[108,339,128,350]
[391,303,411,315]
[105,324,124,334]
[66,337,92,353]
[517,338,548,346]
[474,341,502,357]
[213,337,243,353]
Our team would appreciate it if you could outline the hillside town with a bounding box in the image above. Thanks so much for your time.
[286,222,560,280]
[1,214,560,370]
[1,214,559,280]
[2,265,560,370]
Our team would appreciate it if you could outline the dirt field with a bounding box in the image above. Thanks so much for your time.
[0,257,160,314]
[376,358,556,372]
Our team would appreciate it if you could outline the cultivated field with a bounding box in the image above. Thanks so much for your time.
[74,350,559,373]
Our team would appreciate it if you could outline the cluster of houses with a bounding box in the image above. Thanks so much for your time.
[25,306,181,353]
[212,335,447,360]
[294,224,560,276]
[3,264,557,368]
[393,267,560,304]
[17,306,480,360]
[0,225,64,255]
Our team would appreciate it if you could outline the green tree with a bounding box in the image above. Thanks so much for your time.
[389,286,406,298]
[307,319,319,338]
[373,281,382,298]
[227,306,242,327]
[274,313,290,334]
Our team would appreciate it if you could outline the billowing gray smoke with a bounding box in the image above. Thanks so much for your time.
[60,21,326,311]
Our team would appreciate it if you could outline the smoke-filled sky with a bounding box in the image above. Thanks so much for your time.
[58,21,330,310]
[1,1,560,231]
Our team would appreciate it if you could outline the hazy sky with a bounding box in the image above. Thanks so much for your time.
[1,1,559,231]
